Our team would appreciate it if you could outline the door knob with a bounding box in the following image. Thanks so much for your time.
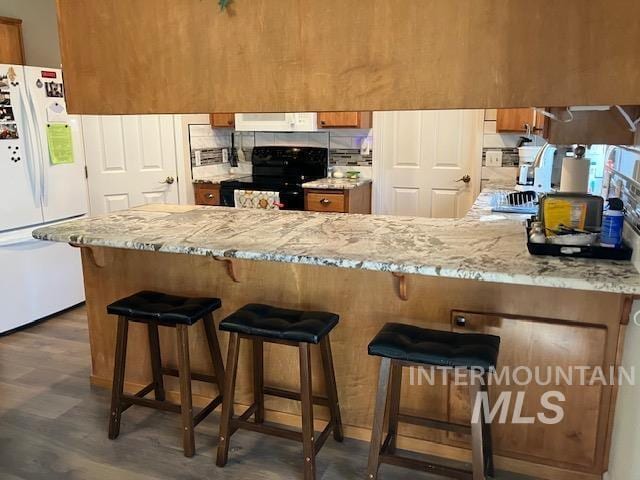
[456,175,471,184]
[161,176,175,185]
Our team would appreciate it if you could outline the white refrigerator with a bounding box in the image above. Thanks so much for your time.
[0,64,88,334]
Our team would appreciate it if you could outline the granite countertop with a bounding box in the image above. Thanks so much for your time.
[302,178,372,190]
[193,173,248,184]
[32,192,640,294]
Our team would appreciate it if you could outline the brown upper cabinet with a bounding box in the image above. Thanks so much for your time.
[496,108,544,134]
[0,17,25,65]
[496,106,640,145]
[209,113,235,128]
[544,106,639,145]
[56,1,640,115]
[318,112,372,129]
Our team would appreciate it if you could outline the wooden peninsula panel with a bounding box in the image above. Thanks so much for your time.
[56,0,640,114]
[79,246,627,480]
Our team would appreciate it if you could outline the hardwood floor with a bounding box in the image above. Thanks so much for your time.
[0,306,533,480]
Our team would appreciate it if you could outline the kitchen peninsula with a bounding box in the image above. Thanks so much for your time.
[33,193,640,480]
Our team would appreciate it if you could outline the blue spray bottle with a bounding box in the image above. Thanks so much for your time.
[600,198,624,248]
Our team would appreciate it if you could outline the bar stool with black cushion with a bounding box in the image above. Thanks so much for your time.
[106,291,226,458]
[216,303,344,480]
[366,323,500,480]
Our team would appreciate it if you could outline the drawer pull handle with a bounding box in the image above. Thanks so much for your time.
[206,193,214,199]
[455,315,466,327]
[320,198,331,205]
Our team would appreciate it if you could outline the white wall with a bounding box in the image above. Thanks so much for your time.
[0,0,61,67]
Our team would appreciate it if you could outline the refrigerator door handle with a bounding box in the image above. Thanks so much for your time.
[17,81,42,206]
[25,83,48,206]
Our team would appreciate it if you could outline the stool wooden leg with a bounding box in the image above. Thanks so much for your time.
[366,357,392,480]
[147,322,165,401]
[386,362,402,454]
[253,339,265,424]
[480,379,495,477]
[176,324,195,458]
[108,316,128,440]
[469,380,486,480]
[216,332,240,467]
[319,336,343,442]
[203,313,226,392]
[299,342,316,480]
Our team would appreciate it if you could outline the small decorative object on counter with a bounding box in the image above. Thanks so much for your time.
[333,170,345,179]
[528,221,547,244]
[345,171,361,180]
[601,198,625,248]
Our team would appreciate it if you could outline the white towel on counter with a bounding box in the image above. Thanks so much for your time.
[233,190,281,210]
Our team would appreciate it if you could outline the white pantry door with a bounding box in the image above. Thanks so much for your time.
[373,110,484,217]
[81,115,180,215]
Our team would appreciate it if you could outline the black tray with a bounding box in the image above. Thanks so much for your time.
[526,219,632,260]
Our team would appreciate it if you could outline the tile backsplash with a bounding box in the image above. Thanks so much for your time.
[330,149,372,167]
[605,146,640,231]
[482,147,519,167]
[188,125,373,169]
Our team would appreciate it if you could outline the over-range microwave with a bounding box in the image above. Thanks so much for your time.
[234,113,318,132]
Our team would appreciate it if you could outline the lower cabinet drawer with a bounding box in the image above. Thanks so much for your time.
[305,192,346,212]
[194,184,220,206]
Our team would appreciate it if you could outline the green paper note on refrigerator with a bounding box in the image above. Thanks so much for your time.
[47,123,74,165]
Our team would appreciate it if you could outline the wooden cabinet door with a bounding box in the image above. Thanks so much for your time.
[318,112,372,129]
[496,108,536,133]
[305,191,346,212]
[0,17,25,65]
[449,310,607,470]
[194,184,221,206]
[209,113,235,128]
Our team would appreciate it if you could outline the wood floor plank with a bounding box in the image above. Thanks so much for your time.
[0,306,533,480]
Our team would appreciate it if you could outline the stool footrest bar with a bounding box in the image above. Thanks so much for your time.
[121,382,157,413]
[239,403,258,422]
[161,367,218,384]
[397,413,472,435]
[193,395,223,427]
[263,385,329,406]
[231,419,303,442]
[121,395,182,413]
[313,421,334,455]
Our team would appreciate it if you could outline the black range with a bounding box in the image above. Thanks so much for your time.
[220,146,328,211]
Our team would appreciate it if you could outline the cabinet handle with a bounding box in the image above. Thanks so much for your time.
[206,193,214,199]
[320,120,326,126]
[320,198,331,205]
[454,315,466,327]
